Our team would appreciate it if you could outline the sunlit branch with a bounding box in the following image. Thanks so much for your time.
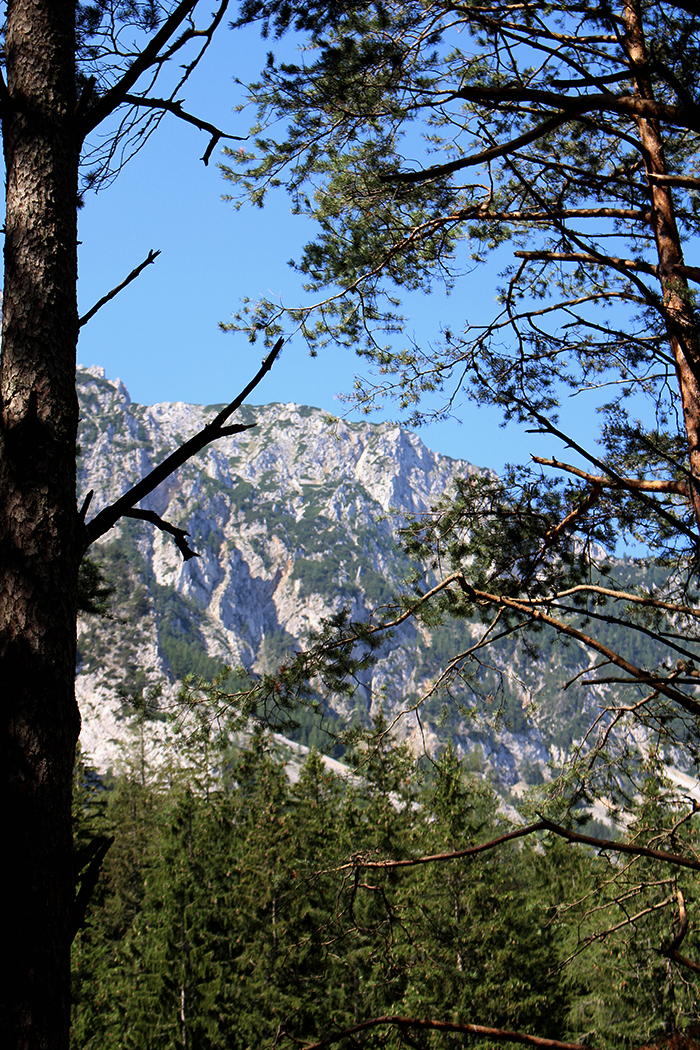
[514,250,700,285]
[532,456,692,498]
[510,398,700,544]
[537,482,602,551]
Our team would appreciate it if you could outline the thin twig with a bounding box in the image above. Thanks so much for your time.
[125,509,199,561]
[79,249,161,327]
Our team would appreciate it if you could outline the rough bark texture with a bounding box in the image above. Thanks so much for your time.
[624,0,700,530]
[0,2,81,1048]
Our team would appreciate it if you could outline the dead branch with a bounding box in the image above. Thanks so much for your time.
[286,1014,593,1050]
[80,0,200,135]
[559,894,676,970]
[83,338,283,551]
[78,490,94,522]
[79,249,161,327]
[125,509,199,561]
[121,94,244,164]
[667,950,700,975]
[669,888,690,955]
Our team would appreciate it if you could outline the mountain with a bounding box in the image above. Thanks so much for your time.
[74,365,626,792]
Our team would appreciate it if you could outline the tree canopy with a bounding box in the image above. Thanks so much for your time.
[226,0,700,1031]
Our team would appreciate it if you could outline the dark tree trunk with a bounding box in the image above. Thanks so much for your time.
[0,2,81,1048]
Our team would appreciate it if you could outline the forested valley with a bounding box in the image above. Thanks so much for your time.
[71,713,700,1050]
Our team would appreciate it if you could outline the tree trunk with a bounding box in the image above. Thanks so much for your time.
[0,2,81,1048]
[623,0,700,531]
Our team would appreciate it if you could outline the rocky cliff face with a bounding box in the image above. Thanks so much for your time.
[74,366,563,785]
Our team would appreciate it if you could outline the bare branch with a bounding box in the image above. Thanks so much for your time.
[80,0,199,136]
[78,490,94,522]
[79,249,161,328]
[84,338,284,550]
[121,95,244,165]
[332,815,700,877]
[125,509,199,561]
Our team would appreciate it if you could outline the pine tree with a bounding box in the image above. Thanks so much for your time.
[230,2,700,1036]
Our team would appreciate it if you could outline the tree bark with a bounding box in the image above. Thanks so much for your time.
[0,2,81,1048]
[623,0,700,531]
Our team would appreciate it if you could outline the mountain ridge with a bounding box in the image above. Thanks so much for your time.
[75,365,580,791]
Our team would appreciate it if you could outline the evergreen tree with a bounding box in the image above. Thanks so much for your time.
[229,1,700,1037]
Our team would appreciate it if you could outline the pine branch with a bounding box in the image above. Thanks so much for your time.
[539,819,700,872]
[514,250,700,285]
[531,456,692,498]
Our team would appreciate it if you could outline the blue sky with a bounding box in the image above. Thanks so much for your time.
[75,20,609,475]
